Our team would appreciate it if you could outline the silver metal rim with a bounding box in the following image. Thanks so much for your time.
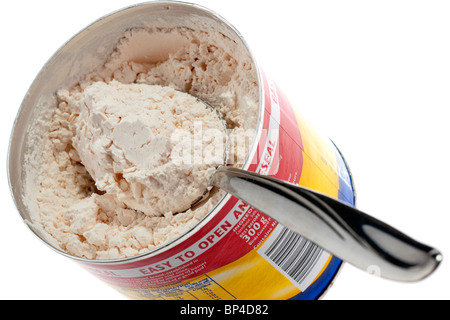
[8,1,264,266]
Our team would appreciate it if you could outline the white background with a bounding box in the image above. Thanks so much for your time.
[1,0,449,300]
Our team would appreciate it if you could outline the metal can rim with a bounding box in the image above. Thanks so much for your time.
[7,1,265,265]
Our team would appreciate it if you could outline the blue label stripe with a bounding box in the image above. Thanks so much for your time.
[333,140,356,206]
[290,141,355,300]
[289,255,343,300]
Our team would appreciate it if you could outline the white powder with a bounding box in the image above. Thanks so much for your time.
[26,27,259,260]
[72,81,226,217]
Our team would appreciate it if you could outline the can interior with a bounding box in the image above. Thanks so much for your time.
[8,2,262,261]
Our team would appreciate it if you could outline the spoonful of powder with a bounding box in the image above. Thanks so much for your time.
[73,80,227,217]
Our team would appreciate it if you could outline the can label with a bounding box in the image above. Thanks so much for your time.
[81,71,355,300]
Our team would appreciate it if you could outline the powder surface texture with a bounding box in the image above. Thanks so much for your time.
[25,27,259,260]
[72,81,226,217]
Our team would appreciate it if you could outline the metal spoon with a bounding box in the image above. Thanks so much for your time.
[210,166,442,282]
[192,97,442,282]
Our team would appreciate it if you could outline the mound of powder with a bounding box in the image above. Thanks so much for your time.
[72,81,226,217]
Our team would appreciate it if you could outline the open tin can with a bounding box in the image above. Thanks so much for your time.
[8,1,356,300]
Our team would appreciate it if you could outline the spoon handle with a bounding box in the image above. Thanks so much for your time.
[211,166,442,282]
